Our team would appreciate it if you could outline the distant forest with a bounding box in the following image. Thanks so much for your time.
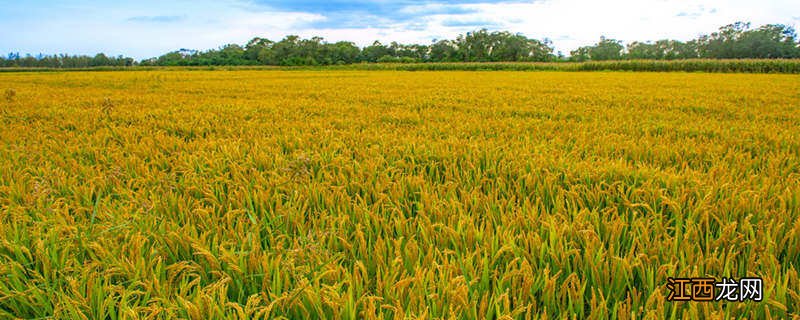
[2,21,798,68]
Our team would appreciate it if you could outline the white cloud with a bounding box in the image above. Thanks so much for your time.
[282,0,800,55]
[1,0,798,59]
[374,0,800,54]
[1,0,325,58]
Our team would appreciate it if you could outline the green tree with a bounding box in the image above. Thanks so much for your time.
[571,37,623,61]
[244,37,274,63]
[627,40,698,60]
[90,53,111,67]
[697,22,750,58]
[327,41,360,64]
[569,46,591,62]
[429,40,458,62]
[735,24,799,58]
[590,37,624,60]
[361,41,390,63]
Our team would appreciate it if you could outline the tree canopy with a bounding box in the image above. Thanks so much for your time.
[2,22,798,68]
[574,22,799,61]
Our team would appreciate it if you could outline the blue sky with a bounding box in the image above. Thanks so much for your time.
[1,0,798,59]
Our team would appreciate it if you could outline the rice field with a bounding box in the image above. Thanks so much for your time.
[0,70,798,319]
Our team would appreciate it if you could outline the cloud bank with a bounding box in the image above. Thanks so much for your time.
[0,0,797,59]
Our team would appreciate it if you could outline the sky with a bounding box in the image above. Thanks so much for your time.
[1,0,798,59]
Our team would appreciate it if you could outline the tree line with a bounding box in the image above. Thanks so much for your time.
[570,22,800,61]
[0,53,135,68]
[138,30,555,66]
[1,22,798,68]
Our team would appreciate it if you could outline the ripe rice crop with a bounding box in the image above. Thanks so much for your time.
[389,59,800,73]
[0,70,798,319]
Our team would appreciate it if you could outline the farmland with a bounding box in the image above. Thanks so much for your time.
[0,70,799,319]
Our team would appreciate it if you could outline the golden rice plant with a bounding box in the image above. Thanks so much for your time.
[0,70,798,319]
[3,88,14,102]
